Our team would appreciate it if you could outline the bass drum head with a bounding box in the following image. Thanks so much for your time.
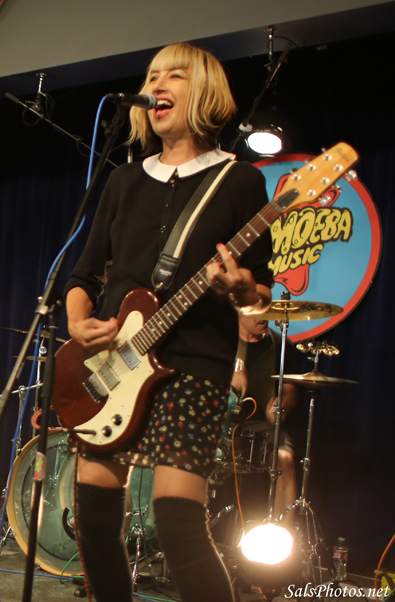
[128,467,156,540]
[7,431,82,576]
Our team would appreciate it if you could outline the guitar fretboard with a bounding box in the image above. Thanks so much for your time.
[131,191,298,356]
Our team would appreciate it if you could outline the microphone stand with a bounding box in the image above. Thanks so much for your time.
[0,100,131,602]
[5,92,118,168]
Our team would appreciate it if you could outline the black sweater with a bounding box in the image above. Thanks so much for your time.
[65,159,273,385]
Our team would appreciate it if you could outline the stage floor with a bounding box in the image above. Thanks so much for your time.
[0,537,379,602]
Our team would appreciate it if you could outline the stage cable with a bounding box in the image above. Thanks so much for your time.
[375,533,395,602]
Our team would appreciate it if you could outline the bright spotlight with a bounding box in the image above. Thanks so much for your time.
[246,128,283,155]
[240,523,294,565]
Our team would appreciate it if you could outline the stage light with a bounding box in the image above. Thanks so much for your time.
[238,522,301,592]
[240,523,294,565]
[246,126,283,155]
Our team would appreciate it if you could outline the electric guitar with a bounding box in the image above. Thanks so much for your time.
[52,143,359,453]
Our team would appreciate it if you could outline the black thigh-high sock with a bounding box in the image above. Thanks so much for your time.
[77,483,132,602]
[153,497,234,602]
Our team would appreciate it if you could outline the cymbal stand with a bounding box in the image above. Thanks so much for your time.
[267,292,291,522]
[31,339,47,438]
[277,346,336,587]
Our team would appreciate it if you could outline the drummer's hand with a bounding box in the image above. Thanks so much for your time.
[207,243,270,309]
[68,317,119,353]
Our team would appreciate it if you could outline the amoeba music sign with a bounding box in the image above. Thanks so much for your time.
[255,154,382,342]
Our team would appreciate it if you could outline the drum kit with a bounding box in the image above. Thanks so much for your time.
[0,296,358,593]
[209,295,358,593]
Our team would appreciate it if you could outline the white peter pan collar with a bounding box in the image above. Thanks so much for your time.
[143,149,236,183]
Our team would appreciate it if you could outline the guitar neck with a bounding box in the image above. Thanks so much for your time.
[131,189,298,356]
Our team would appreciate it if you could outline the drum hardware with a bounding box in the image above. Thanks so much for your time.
[213,295,345,597]
[259,294,344,525]
[130,523,144,596]
[273,343,358,587]
[3,326,67,343]
[6,431,82,576]
[209,504,235,529]
[0,381,45,555]
[246,299,343,322]
[6,432,158,578]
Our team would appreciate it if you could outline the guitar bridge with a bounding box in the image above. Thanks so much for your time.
[117,340,141,370]
[83,374,107,403]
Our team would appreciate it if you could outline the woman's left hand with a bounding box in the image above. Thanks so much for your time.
[206,243,271,309]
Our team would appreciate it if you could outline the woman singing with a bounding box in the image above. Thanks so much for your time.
[64,42,273,602]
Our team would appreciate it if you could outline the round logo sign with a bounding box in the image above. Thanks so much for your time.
[255,154,382,341]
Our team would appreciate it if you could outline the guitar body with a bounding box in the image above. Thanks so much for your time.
[52,288,176,453]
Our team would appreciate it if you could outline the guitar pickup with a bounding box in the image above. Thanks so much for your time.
[117,341,141,370]
[97,362,120,391]
[83,374,108,403]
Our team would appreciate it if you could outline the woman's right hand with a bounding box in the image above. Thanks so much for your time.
[66,287,119,353]
[68,316,119,353]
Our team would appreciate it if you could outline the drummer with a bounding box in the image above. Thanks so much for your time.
[232,315,300,525]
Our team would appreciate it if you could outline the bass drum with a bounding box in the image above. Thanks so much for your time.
[7,431,82,576]
[7,431,157,576]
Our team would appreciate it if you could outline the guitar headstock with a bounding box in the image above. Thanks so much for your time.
[273,142,359,212]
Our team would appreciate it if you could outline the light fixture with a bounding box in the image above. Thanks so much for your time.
[242,124,283,156]
[230,26,291,156]
[240,523,293,565]
[237,521,301,592]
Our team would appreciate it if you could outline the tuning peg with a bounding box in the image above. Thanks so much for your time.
[345,170,357,182]
[319,195,331,206]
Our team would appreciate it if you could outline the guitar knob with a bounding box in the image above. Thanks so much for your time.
[111,414,123,426]
[101,426,112,437]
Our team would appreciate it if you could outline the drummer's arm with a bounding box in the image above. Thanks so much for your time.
[231,360,248,398]
[265,384,299,425]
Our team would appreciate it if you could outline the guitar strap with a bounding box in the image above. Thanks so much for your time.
[151,159,236,292]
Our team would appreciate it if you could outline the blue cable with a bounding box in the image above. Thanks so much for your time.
[0,568,73,581]
[0,96,108,542]
[45,96,107,286]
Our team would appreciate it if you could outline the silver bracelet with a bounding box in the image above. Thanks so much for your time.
[229,292,264,313]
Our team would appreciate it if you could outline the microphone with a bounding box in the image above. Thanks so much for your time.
[106,93,157,110]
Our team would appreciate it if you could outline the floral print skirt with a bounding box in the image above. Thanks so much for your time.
[77,374,229,479]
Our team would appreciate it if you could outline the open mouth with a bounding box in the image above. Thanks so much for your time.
[155,99,174,118]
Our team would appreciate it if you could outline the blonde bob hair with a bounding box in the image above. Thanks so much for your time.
[129,43,237,154]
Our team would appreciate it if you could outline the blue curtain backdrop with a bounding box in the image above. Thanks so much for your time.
[1,31,394,575]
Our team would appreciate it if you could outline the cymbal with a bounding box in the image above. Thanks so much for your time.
[3,326,66,343]
[248,300,343,321]
[272,371,358,390]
